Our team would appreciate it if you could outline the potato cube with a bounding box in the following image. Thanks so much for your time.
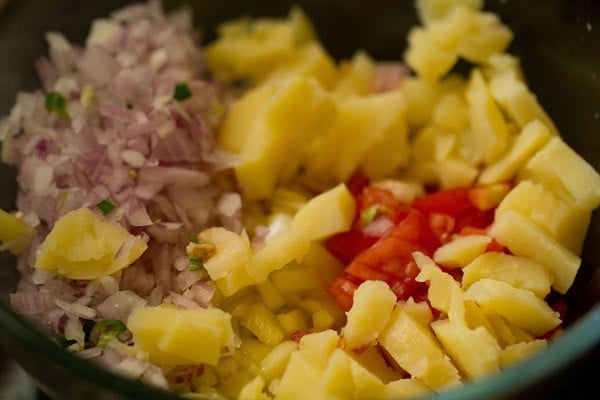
[333,50,376,98]
[0,209,32,254]
[416,0,483,25]
[379,306,460,389]
[238,376,271,400]
[405,27,457,82]
[463,279,561,336]
[259,340,298,383]
[35,207,147,280]
[438,159,479,189]
[489,209,581,294]
[478,119,552,184]
[343,280,397,349]
[496,180,590,253]
[500,339,547,368]
[290,183,356,241]
[275,351,322,400]
[317,349,356,399]
[432,318,501,379]
[519,136,600,212]
[462,252,552,298]
[433,234,491,268]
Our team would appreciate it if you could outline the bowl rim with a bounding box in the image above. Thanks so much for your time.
[1,297,599,400]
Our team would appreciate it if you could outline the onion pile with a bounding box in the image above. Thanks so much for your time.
[0,0,241,386]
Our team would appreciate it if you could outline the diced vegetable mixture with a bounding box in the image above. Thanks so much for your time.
[1,0,600,399]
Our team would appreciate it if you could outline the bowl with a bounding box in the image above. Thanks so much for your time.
[1,0,599,399]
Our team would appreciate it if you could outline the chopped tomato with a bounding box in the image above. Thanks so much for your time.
[413,187,473,218]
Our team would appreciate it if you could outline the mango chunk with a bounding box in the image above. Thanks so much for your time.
[35,207,147,280]
[0,209,32,254]
[519,136,600,212]
[463,279,561,336]
[127,306,235,366]
[343,280,397,349]
[290,183,356,241]
[489,209,580,294]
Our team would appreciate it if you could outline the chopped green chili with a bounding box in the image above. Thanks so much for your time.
[189,257,204,271]
[173,83,192,101]
[44,91,68,118]
[96,199,116,215]
[94,319,128,348]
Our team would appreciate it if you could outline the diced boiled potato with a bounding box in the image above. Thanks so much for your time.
[343,280,397,349]
[236,76,336,199]
[416,0,482,25]
[500,339,547,368]
[432,92,469,133]
[399,76,443,129]
[489,209,581,294]
[371,180,426,205]
[519,136,600,212]
[316,349,357,399]
[485,313,534,348]
[290,183,356,241]
[270,265,320,293]
[455,9,513,63]
[242,303,286,346]
[298,329,340,360]
[411,125,452,162]
[379,306,460,389]
[127,306,234,366]
[259,340,298,383]
[465,69,509,163]
[463,299,498,338]
[495,180,590,253]
[301,242,344,287]
[198,227,255,296]
[478,119,552,184]
[463,279,561,336]
[401,298,434,328]
[405,27,458,82]
[263,43,338,89]
[462,252,552,299]
[383,378,432,399]
[489,71,559,135]
[432,318,501,379]
[248,229,310,283]
[218,83,277,153]
[309,90,406,183]
[238,376,271,400]
[433,234,491,268]
[35,207,147,280]
[438,158,479,189]
[204,7,315,83]
[349,345,402,384]
[414,251,464,319]
[0,209,32,254]
[334,50,377,98]
[274,351,323,400]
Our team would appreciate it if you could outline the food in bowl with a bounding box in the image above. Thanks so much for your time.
[1,0,599,398]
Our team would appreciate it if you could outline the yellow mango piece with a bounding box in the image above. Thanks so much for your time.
[519,136,600,212]
[489,71,559,135]
[432,318,501,379]
[290,183,356,241]
[405,27,458,82]
[379,306,460,390]
[35,207,146,280]
[500,339,547,368]
[433,234,491,268]
[198,227,255,296]
[0,209,32,254]
[462,252,552,299]
[465,69,509,163]
[218,83,277,153]
[463,279,561,336]
[204,7,315,83]
[243,303,285,347]
[248,229,310,283]
[236,76,336,200]
[489,209,580,294]
[259,340,299,383]
[496,180,590,254]
[343,280,397,350]
[128,306,234,366]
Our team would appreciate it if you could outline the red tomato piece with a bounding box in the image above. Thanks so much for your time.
[413,187,474,218]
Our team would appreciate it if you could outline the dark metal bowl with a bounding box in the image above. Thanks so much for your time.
[1,1,599,399]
